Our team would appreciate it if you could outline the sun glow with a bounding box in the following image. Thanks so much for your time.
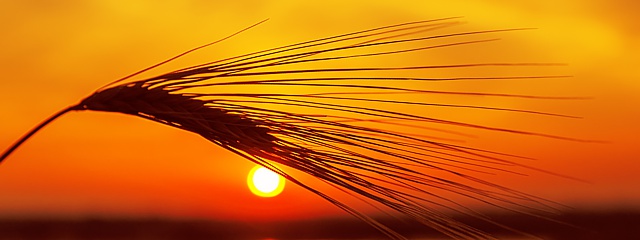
[247,165,285,197]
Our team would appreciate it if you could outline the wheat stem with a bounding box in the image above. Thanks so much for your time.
[0,105,79,164]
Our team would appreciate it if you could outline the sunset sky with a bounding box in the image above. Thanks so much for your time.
[0,1,638,223]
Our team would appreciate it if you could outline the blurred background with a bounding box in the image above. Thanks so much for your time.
[0,0,638,239]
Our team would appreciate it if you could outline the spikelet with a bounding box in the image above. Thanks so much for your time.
[1,18,586,239]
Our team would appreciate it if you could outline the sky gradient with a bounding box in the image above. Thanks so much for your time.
[0,0,638,222]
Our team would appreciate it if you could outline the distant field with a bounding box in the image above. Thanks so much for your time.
[1,210,638,239]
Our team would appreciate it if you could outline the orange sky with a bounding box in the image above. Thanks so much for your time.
[0,1,639,222]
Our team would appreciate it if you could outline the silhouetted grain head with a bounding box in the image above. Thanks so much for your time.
[1,18,595,239]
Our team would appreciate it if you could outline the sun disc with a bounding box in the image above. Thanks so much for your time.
[247,165,285,197]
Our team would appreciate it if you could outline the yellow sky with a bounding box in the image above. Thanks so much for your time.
[0,1,638,221]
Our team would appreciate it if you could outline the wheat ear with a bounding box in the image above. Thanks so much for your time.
[0,18,588,239]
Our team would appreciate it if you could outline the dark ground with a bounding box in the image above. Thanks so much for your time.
[1,210,638,239]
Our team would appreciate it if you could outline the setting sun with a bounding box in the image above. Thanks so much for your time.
[247,165,285,197]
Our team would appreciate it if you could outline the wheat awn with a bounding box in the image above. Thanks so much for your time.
[0,18,590,239]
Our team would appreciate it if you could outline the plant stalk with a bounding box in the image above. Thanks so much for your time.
[0,105,80,164]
